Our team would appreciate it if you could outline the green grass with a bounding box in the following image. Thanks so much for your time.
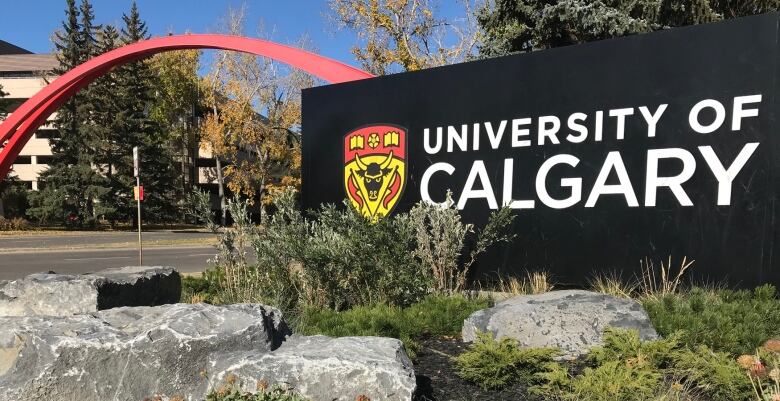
[291,294,490,358]
[642,284,780,355]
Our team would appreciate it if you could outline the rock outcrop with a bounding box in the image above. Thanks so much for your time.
[462,290,658,359]
[0,303,289,401]
[211,335,417,401]
[0,266,181,316]
[0,268,417,401]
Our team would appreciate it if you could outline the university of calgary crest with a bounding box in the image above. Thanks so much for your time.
[344,124,407,219]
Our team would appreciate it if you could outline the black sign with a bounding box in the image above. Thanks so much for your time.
[302,12,780,288]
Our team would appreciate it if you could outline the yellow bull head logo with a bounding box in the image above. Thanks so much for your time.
[354,151,395,202]
[344,125,407,219]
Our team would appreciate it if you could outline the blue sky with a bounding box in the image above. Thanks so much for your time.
[0,0,363,69]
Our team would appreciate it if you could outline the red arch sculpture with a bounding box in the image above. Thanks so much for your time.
[0,34,374,180]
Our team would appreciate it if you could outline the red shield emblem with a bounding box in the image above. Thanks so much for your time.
[344,125,407,219]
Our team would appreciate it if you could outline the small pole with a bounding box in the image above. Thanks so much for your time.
[133,146,143,266]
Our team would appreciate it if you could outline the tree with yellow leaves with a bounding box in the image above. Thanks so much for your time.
[202,6,313,220]
[148,45,203,200]
[329,0,481,75]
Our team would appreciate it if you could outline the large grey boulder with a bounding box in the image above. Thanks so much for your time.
[462,290,658,359]
[211,335,416,401]
[0,266,181,316]
[0,303,289,401]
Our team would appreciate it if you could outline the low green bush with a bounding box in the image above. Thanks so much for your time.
[455,331,559,390]
[292,294,489,358]
[564,360,663,401]
[181,274,220,304]
[643,285,780,355]
[672,345,752,401]
[530,329,678,401]
[459,327,759,401]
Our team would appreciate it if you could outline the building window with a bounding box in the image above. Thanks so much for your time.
[35,129,60,139]
[14,156,31,164]
[36,155,54,165]
[196,158,217,168]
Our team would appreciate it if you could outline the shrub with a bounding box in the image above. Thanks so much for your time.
[210,198,261,305]
[403,294,490,337]
[456,331,560,390]
[293,294,489,358]
[206,187,513,312]
[454,324,766,401]
[406,195,515,294]
[587,327,683,368]
[248,189,430,311]
[0,216,30,231]
[566,360,663,401]
[643,285,780,355]
[185,188,219,233]
[672,345,752,401]
[181,274,220,304]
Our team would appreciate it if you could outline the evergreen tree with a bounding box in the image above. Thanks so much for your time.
[115,1,179,222]
[88,25,127,224]
[477,0,779,57]
[28,0,109,227]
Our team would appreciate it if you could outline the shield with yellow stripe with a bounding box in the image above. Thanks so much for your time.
[343,125,407,219]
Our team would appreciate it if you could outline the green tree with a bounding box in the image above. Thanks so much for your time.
[114,1,179,222]
[477,0,779,57]
[28,0,109,227]
[88,25,126,224]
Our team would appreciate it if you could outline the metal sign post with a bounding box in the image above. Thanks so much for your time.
[133,146,142,266]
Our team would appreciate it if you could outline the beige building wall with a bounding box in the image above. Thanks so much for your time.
[0,45,260,197]
[1,72,58,190]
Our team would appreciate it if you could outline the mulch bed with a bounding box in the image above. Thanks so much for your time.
[413,337,531,401]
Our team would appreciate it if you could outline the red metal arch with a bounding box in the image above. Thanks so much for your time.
[0,34,374,179]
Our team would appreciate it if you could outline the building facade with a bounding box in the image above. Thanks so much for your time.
[0,40,58,190]
[0,40,232,195]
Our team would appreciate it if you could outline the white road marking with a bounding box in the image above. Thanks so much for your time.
[64,256,133,261]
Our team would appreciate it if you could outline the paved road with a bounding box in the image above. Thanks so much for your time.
[0,246,216,280]
[0,231,218,280]
[0,230,214,250]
